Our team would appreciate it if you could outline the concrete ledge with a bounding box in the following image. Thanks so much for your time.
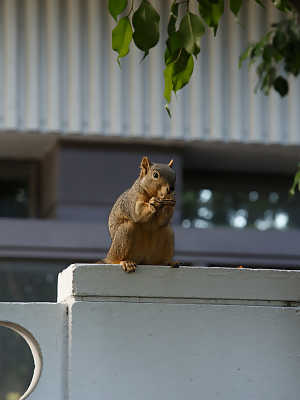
[57,264,300,303]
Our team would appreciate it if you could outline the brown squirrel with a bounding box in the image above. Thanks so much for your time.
[98,156,178,272]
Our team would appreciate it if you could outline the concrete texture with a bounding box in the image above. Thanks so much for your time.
[63,265,300,399]
[68,301,300,400]
[2,264,300,399]
[58,264,300,302]
[0,303,67,400]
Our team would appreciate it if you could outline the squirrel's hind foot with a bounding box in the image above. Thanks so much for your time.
[169,261,180,268]
[120,261,136,273]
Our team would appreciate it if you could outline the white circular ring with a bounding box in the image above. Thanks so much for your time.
[0,321,43,399]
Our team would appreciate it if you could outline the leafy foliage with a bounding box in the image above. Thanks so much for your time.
[108,0,299,111]
[109,0,128,21]
[272,0,291,13]
[164,11,204,111]
[164,49,194,99]
[112,16,133,64]
[290,164,300,195]
[198,0,224,35]
[108,0,226,112]
[240,16,300,97]
[132,0,160,59]
[230,0,243,16]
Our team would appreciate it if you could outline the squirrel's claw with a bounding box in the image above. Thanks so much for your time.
[149,197,176,209]
[169,261,180,268]
[149,198,176,211]
[149,197,162,209]
[120,261,136,273]
[159,199,176,206]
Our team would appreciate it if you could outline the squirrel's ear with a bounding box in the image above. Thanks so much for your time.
[168,159,174,168]
[140,156,151,177]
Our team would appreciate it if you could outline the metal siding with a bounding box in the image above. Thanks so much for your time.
[87,0,102,134]
[25,0,39,130]
[46,0,60,132]
[227,6,242,142]
[3,0,17,129]
[0,0,298,144]
[0,1,4,125]
[247,0,265,143]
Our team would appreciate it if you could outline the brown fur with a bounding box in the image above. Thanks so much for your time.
[100,156,178,273]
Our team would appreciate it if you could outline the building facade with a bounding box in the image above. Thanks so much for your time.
[0,0,300,304]
[1,1,300,395]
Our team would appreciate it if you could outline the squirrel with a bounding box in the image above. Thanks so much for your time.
[98,156,178,273]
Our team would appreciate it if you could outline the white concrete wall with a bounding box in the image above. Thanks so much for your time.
[1,264,300,399]
[59,265,300,400]
[0,303,67,400]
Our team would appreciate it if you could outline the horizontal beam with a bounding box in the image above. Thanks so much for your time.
[0,219,300,267]
[58,264,300,303]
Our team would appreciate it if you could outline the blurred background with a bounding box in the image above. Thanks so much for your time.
[0,0,300,398]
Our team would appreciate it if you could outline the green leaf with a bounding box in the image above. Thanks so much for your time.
[289,170,300,196]
[165,104,172,118]
[179,13,205,56]
[166,31,183,57]
[273,75,288,96]
[164,49,194,103]
[164,62,174,103]
[198,0,224,35]
[164,49,194,104]
[112,16,133,63]
[273,30,286,52]
[168,0,179,36]
[272,0,291,12]
[165,44,181,66]
[261,43,281,64]
[239,45,252,68]
[172,50,194,91]
[132,0,160,59]
[109,0,127,21]
[262,44,275,62]
[164,47,172,65]
[260,65,276,94]
[230,0,243,16]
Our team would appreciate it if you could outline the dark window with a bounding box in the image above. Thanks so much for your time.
[0,180,30,218]
[0,162,39,218]
[182,171,300,231]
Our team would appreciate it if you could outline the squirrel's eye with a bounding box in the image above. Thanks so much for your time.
[153,171,159,179]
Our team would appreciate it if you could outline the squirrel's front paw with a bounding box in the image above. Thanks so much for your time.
[159,198,176,207]
[149,197,162,209]
[120,261,136,273]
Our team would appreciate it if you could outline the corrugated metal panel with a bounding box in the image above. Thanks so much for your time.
[0,0,298,144]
